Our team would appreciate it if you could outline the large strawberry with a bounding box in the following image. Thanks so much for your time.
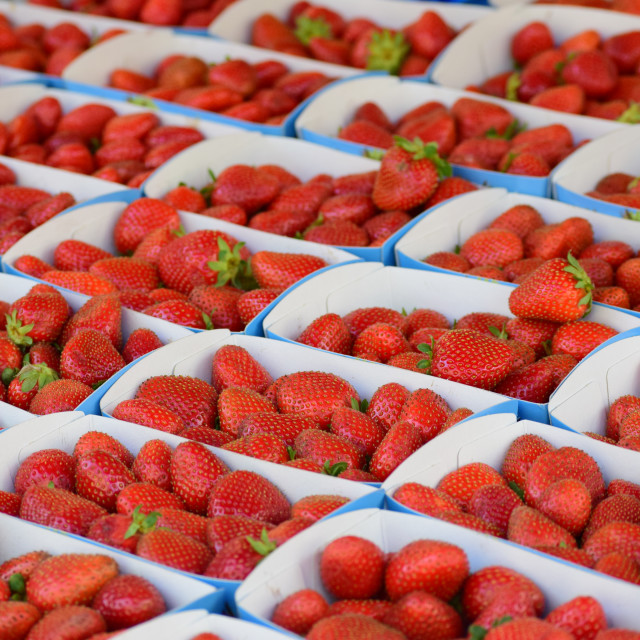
[509,253,593,322]
[372,137,451,211]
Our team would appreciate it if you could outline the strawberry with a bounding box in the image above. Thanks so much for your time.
[188,285,242,331]
[419,329,514,390]
[75,450,135,512]
[352,322,410,362]
[13,448,75,496]
[307,614,405,640]
[86,513,141,554]
[393,482,463,516]
[0,601,41,639]
[238,412,320,447]
[276,370,358,428]
[25,605,106,639]
[136,528,212,573]
[551,320,617,360]
[73,431,134,467]
[116,482,184,516]
[135,375,217,430]
[13,255,54,278]
[561,50,618,98]
[297,313,353,354]
[294,429,365,470]
[0,491,21,516]
[582,494,640,541]
[424,176,478,207]
[121,328,163,364]
[217,386,276,437]
[53,239,113,272]
[25,192,76,229]
[203,530,276,580]
[0,550,50,581]
[594,552,640,584]
[131,439,173,491]
[615,258,640,307]
[303,220,370,246]
[207,469,290,524]
[581,240,635,269]
[471,586,538,630]
[509,254,593,322]
[583,521,640,563]
[205,514,274,554]
[27,553,118,611]
[271,589,329,636]
[537,478,592,536]
[92,574,166,630]
[329,405,385,457]
[19,485,106,535]
[40,270,118,296]
[529,84,586,114]
[545,596,607,640]
[451,97,515,140]
[142,299,209,329]
[320,535,384,600]
[89,257,159,292]
[211,164,279,213]
[493,360,558,403]
[469,483,523,537]
[366,382,410,431]
[372,137,450,211]
[291,494,348,521]
[511,22,554,65]
[210,344,273,394]
[485,618,573,639]
[368,421,423,481]
[29,378,94,414]
[343,307,409,338]
[170,441,228,515]
[437,462,507,509]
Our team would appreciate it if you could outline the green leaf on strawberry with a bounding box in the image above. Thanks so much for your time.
[18,363,58,393]
[393,137,452,179]
[617,102,640,124]
[247,529,277,558]
[207,238,252,289]
[124,505,161,539]
[505,72,521,101]
[364,149,385,161]
[366,29,410,75]
[623,209,640,221]
[564,251,593,311]
[323,460,348,476]
[1,367,18,386]
[127,96,157,109]
[6,310,34,348]
[294,15,332,46]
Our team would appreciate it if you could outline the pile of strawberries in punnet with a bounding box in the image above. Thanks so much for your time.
[586,171,640,213]
[160,138,475,247]
[14,197,334,330]
[598,393,640,451]
[296,255,618,403]
[2,427,356,581]
[28,0,236,28]
[424,202,640,310]
[250,3,468,75]
[0,549,168,636]
[108,53,338,126]
[0,96,208,187]
[393,434,640,584]
[270,534,637,638]
[339,97,582,177]
[0,12,125,76]
[110,344,473,481]
[0,284,168,413]
[0,164,76,253]
[470,22,640,120]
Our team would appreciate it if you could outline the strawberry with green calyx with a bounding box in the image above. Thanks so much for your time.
[372,137,451,212]
[7,363,59,409]
[508,253,594,323]
[617,101,640,124]
[366,30,410,75]
[5,311,34,348]
[206,237,256,290]
[294,15,332,46]
[124,505,161,539]
[204,529,277,580]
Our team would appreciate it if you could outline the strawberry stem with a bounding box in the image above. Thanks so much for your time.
[366,29,410,75]
[564,252,593,316]
[294,15,332,46]
[617,102,640,124]
[5,310,34,348]
[505,73,521,101]
[247,529,277,557]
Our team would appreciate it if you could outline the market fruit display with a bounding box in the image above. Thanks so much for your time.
[339,96,584,177]
[585,171,640,213]
[0,9,127,76]
[0,285,171,413]
[156,137,474,247]
[0,167,76,253]
[106,52,339,126]
[469,22,640,120]
[108,343,474,481]
[27,0,237,28]
[600,394,640,451]
[423,201,640,310]
[392,432,640,585]
[0,550,167,634]
[0,95,209,186]
[268,533,639,638]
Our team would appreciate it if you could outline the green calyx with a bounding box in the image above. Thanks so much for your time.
[488,323,508,340]
[207,238,255,290]
[127,96,157,109]
[18,363,59,394]
[172,224,187,239]
[124,505,161,539]
[624,209,640,222]
[294,15,332,46]
[202,313,214,331]
[508,480,525,502]
[323,460,348,476]
[564,251,593,317]
[505,72,521,102]
[393,136,453,179]
[350,396,368,412]
[366,29,410,76]
[617,102,640,124]
[1,367,18,387]
[6,310,34,348]
[486,119,525,141]
[247,528,277,558]
[8,573,26,600]
[364,148,385,161]
[415,338,435,373]
[500,152,516,173]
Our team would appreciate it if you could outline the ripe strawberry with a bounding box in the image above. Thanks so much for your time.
[75,450,135,511]
[352,322,410,362]
[131,439,173,491]
[276,370,358,428]
[13,448,75,496]
[368,421,423,481]
[19,485,106,535]
[89,257,159,292]
[393,482,463,517]
[469,483,523,537]
[545,596,607,640]
[329,405,385,457]
[294,429,365,470]
[452,97,515,140]
[437,462,507,509]
[0,491,21,517]
[29,378,94,414]
[425,176,479,207]
[238,412,320,447]
[562,50,618,98]
[615,258,640,307]
[537,478,592,536]
[320,536,384,600]
[251,251,327,291]
[115,481,183,516]
[529,84,586,114]
[582,494,640,541]
[142,299,209,329]
[86,513,141,553]
[136,528,212,573]
[511,21,554,65]
[0,601,41,639]
[271,589,329,636]
[210,344,273,394]
[290,494,348,522]
[583,521,640,563]
[41,270,118,296]
[297,313,353,355]
[211,164,279,213]
[205,514,274,554]
[365,382,410,431]
[594,552,640,584]
[0,550,50,581]
[372,137,449,211]
[135,375,217,430]
[25,605,107,639]
[188,285,242,331]
[307,614,405,640]
[551,320,618,361]
[27,553,118,611]
[53,239,112,273]
[217,386,276,437]
[203,530,277,580]
[121,328,163,364]
[169,441,228,515]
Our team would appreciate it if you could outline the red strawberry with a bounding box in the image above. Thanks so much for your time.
[89,257,159,292]
[24,605,106,639]
[529,84,586,114]
[0,601,41,639]
[14,449,75,496]
[545,596,607,640]
[393,482,462,517]
[188,285,242,331]
[368,421,423,481]
[307,614,405,640]
[115,481,184,516]
[0,491,21,516]
[511,22,554,65]
[40,271,118,296]
[271,589,329,636]
[60,329,125,387]
[121,328,163,364]
[203,530,276,580]
[211,164,279,213]
[73,431,134,467]
[537,478,592,536]
[238,412,320,447]
[142,299,209,329]
[297,313,353,355]
[75,450,135,512]
[550,320,617,361]
[53,239,113,272]
[452,97,515,140]
[366,382,410,431]
[469,483,523,537]
[329,405,385,457]
[136,528,212,573]
[561,50,618,98]
[205,514,274,554]
[28,378,94,414]
[352,322,410,362]
[437,462,507,509]
[320,536,384,600]
[210,344,273,394]
[294,429,365,470]
[594,552,640,584]
[131,439,173,491]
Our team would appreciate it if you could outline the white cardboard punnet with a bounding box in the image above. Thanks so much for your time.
[0,402,34,429]
[0,271,192,416]
[235,507,640,634]
[99,329,517,448]
[548,330,640,436]
[261,262,640,423]
[61,30,360,137]
[0,192,360,337]
[294,76,623,198]
[141,130,432,265]
[208,0,490,55]
[551,126,640,217]
[393,187,640,311]
[431,5,640,91]
[0,408,382,605]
